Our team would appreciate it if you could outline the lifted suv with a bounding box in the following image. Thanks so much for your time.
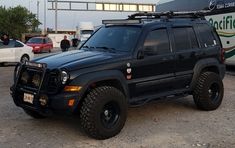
[11,11,225,139]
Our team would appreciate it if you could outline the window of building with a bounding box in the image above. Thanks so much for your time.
[144,29,170,56]
[96,4,103,10]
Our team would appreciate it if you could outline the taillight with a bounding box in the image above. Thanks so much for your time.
[221,48,225,63]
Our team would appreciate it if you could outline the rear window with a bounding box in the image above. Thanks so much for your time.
[27,38,43,44]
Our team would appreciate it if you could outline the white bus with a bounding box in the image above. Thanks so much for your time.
[157,0,235,65]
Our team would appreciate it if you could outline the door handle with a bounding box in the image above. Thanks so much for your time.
[178,54,184,59]
[162,56,174,61]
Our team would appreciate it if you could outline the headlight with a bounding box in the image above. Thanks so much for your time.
[61,71,69,84]
[21,71,29,84]
[32,74,41,87]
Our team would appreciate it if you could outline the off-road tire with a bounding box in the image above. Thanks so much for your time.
[80,86,127,140]
[24,109,46,119]
[193,72,224,111]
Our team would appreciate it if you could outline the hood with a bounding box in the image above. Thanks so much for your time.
[33,49,129,70]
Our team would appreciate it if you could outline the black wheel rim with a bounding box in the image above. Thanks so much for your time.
[101,101,120,129]
[208,82,220,102]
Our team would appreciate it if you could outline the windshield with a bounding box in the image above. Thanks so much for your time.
[81,30,94,34]
[82,26,141,52]
[27,38,43,44]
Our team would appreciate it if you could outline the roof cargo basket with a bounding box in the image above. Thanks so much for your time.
[128,10,211,20]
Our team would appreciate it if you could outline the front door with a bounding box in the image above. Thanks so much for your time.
[130,28,176,98]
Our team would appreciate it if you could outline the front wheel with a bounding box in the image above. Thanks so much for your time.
[80,86,127,140]
[193,72,224,111]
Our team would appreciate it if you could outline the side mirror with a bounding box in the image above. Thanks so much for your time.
[137,50,145,59]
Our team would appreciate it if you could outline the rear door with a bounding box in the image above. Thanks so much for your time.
[171,26,200,89]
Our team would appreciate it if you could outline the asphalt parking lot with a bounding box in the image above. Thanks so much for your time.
[0,53,235,148]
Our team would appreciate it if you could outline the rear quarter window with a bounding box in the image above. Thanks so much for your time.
[195,24,216,48]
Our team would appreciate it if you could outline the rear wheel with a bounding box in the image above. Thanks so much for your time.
[20,55,29,63]
[193,72,224,111]
[24,109,46,119]
[80,86,127,140]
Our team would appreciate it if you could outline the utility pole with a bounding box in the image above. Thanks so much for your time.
[55,0,58,33]
[37,1,39,20]
[44,0,47,34]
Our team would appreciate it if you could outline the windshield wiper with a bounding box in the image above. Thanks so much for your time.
[81,45,95,50]
[96,46,116,53]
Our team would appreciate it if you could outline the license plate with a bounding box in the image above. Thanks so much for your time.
[23,93,34,104]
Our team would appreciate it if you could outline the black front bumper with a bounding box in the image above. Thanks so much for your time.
[11,86,81,115]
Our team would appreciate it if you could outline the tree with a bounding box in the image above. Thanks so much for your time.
[0,6,41,39]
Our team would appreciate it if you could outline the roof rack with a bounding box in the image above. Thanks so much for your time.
[102,19,141,25]
[128,10,211,20]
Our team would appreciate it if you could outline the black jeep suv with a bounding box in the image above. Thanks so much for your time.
[11,12,225,139]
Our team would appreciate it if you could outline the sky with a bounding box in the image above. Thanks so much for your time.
[0,0,167,30]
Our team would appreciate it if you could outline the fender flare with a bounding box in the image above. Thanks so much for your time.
[190,58,221,90]
[70,70,130,101]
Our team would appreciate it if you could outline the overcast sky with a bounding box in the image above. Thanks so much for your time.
[0,0,169,30]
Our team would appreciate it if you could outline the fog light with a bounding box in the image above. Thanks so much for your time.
[39,95,48,106]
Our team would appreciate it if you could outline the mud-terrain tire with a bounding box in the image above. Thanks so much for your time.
[193,72,224,111]
[80,86,127,140]
[24,109,46,119]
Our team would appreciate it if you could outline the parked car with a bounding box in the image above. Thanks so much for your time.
[26,37,53,53]
[11,11,225,140]
[0,39,34,65]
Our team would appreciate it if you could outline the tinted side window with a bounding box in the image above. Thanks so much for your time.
[173,28,191,51]
[196,24,215,47]
[188,28,199,49]
[15,41,24,47]
[1,40,15,48]
[144,29,170,56]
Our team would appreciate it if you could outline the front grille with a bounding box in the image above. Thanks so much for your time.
[16,64,61,95]
[47,71,60,94]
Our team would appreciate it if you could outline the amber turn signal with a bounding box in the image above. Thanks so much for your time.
[68,99,75,107]
[64,86,82,92]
